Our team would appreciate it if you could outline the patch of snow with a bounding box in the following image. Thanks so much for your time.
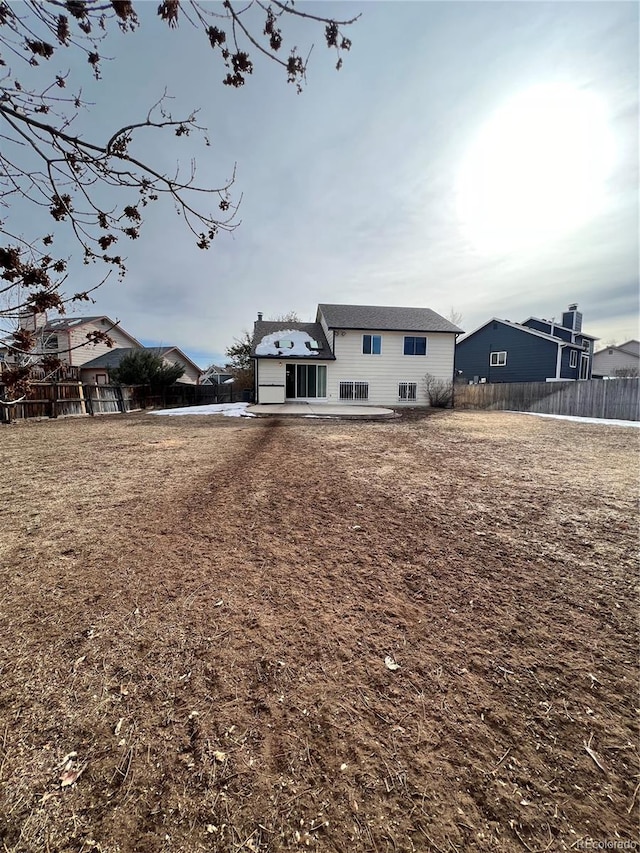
[151,402,255,418]
[510,411,639,428]
[255,329,321,357]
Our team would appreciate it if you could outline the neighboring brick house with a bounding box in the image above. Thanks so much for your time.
[251,303,462,406]
[455,304,598,384]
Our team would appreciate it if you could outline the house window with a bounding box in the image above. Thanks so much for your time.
[340,381,369,400]
[44,334,59,351]
[305,339,322,351]
[490,351,507,366]
[362,334,381,355]
[95,373,108,385]
[403,336,427,356]
[569,350,578,368]
[275,339,294,349]
[398,382,417,401]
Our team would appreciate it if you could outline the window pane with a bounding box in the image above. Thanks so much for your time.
[415,337,426,356]
[307,364,316,397]
[372,335,381,354]
[404,337,413,355]
[363,335,371,354]
[318,365,327,397]
[296,364,307,397]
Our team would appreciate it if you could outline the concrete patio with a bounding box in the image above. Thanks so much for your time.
[246,402,396,418]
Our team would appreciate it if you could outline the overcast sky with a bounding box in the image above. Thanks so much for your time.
[14,1,640,365]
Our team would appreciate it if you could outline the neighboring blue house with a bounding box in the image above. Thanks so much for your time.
[455,304,598,384]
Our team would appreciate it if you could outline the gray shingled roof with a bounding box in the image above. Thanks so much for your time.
[45,315,108,331]
[82,347,179,370]
[317,304,463,333]
[251,322,335,359]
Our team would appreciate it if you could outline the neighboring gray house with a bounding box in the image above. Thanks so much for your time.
[201,364,234,385]
[592,340,640,378]
[81,346,202,385]
[251,303,462,406]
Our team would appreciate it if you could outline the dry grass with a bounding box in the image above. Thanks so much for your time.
[0,410,638,852]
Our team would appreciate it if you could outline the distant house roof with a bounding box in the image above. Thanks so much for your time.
[317,303,463,334]
[251,322,335,359]
[81,346,202,374]
[460,318,594,348]
[594,340,640,357]
[44,315,143,346]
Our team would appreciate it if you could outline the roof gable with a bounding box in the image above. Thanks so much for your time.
[317,303,462,333]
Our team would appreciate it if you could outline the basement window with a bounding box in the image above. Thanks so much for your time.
[340,381,369,400]
[490,351,507,366]
[398,382,417,401]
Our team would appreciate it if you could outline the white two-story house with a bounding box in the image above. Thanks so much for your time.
[251,303,462,407]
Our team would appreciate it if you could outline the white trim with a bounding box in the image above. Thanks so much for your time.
[569,350,578,368]
[490,351,507,366]
[460,317,597,347]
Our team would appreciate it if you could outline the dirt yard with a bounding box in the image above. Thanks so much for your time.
[0,409,637,853]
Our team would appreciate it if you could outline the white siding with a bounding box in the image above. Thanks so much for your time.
[67,322,140,366]
[257,359,286,386]
[593,348,640,377]
[255,331,456,406]
[318,312,334,354]
[328,330,455,406]
[168,356,200,384]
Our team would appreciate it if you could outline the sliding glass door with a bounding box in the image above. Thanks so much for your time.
[285,364,327,399]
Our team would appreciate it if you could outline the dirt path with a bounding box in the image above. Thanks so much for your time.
[0,411,637,852]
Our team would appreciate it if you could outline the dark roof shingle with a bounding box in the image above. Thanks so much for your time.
[317,304,463,333]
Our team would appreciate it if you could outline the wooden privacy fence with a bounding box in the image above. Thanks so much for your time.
[1,381,249,421]
[455,378,639,421]
[0,381,87,422]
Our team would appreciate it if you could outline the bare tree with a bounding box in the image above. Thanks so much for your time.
[447,307,463,328]
[268,311,301,323]
[0,1,359,397]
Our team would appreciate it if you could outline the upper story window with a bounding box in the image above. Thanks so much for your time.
[569,350,578,368]
[362,334,381,355]
[403,336,427,356]
[44,334,59,351]
[490,351,507,366]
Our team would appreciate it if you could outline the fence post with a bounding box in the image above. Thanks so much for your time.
[84,385,94,416]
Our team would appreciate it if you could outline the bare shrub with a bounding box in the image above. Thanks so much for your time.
[424,373,454,408]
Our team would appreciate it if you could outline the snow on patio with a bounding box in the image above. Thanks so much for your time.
[151,402,255,417]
